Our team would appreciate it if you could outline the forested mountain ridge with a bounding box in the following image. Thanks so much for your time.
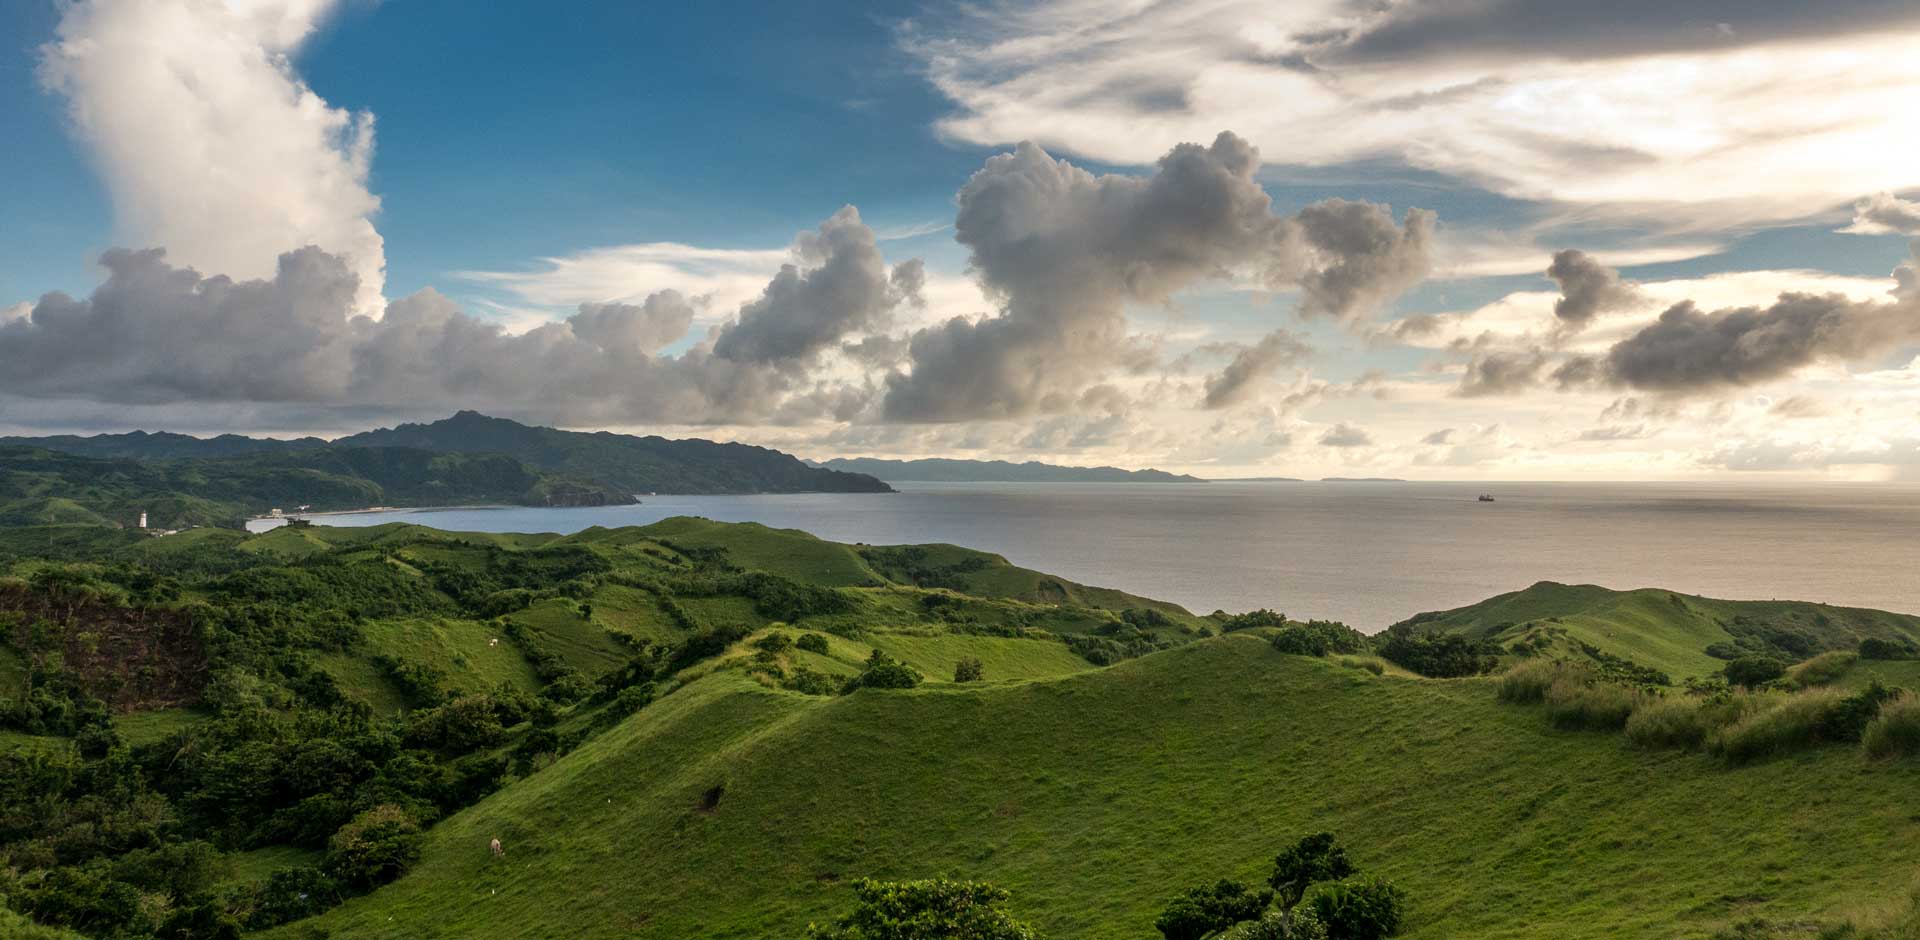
[0,411,894,499]
[337,411,893,495]
[0,445,631,530]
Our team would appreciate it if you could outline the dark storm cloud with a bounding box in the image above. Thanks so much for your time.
[1456,348,1548,397]
[0,206,915,426]
[882,132,1433,422]
[1200,330,1313,409]
[1314,0,1920,65]
[1547,249,1638,330]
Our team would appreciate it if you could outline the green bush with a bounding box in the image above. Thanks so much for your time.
[1308,876,1403,940]
[954,657,985,683]
[795,633,831,654]
[1220,909,1328,940]
[1723,656,1786,690]
[1864,694,1920,760]
[1377,630,1500,678]
[1544,678,1644,731]
[842,651,923,693]
[1711,688,1847,764]
[1623,696,1714,750]
[1271,621,1369,657]
[1496,659,1580,705]
[323,805,423,891]
[1860,637,1919,661]
[754,631,793,653]
[1786,650,1858,688]
[1339,657,1385,676]
[247,866,342,928]
[1156,880,1273,940]
[806,878,1038,940]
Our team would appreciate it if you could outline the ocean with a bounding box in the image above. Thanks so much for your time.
[247,481,1920,629]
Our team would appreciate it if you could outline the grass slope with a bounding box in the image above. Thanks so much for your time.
[279,636,1920,940]
[1399,581,1920,680]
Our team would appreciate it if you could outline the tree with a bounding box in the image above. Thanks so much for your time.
[323,805,422,891]
[1156,880,1273,940]
[1270,833,1355,933]
[1723,656,1785,689]
[954,657,985,683]
[844,651,923,693]
[1307,876,1403,940]
[807,878,1039,940]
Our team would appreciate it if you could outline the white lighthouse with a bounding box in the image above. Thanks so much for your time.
[138,511,148,529]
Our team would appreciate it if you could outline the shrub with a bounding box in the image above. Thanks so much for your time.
[1339,657,1385,676]
[1723,656,1786,690]
[1865,694,1920,760]
[1624,696,1714,750]
[1308,876,1404,940]
[843,651,923,693]
[1156,880,1274,940]
[806,878,1038,940]
[754,631,793,653]
[248,866,342,928]
[1377,631,1500,678]
[1221,909,1328,940]
[1271,621,1369,657]
[1544,679,1644,731]
[323,805,422,891]
[1496,659,1580,705]
[795,633,831,654]
[1860,637,1919,661]
[1711,688,1847,764]
[954,657,985,683]
[784,667,839,696]
[1220,609,1288,633]
[1786,650,1858,688]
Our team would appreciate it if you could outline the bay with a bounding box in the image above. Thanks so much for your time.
[248,481,1920,629]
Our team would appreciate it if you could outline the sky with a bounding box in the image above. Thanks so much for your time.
[1,0,1918,481]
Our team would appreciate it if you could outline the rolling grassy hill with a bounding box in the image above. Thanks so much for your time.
[5,519,1919,939]
[277,635,1920,940]
[1396,581,1920,681]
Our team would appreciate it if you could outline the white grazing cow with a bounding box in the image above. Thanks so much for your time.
[490,837,504,858]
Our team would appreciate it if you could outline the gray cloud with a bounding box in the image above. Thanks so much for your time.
[0,207,912,427]
[1293,199,1436,321]
[711,207,917,368]
[1315,1,1920,66]
[1201,330,1312,409]
[1319,422,1373,447]
[1422,428,1456,445]
[1456,348,1548,397]
[881,132,1433,422]
[1576,425,1650,441]
[1597,291,1919,393]
[1849,192,1920,235]
[1547,249,1638,329]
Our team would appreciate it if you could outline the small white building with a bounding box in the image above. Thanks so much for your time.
[137,512,148,529]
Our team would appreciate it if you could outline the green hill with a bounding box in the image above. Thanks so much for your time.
[338,411,893,495]
[284,636,1920,940]
[3,522,1918,940]
[1395,581,1920,682]
[0,445,632,530]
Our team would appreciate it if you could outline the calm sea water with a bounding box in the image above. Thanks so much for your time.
[248,481,1920,629]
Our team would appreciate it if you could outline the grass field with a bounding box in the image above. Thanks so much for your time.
[1402,581,1920,681]
[274,635,1920,940]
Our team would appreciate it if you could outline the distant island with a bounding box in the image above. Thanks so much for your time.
[816,456,1206,483]
[0,412,891,529]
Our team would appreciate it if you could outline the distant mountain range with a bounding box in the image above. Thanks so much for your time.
[816,457,1205,484]
[0,412,894,528]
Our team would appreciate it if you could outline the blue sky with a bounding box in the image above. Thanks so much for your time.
[2,0,1918,479]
